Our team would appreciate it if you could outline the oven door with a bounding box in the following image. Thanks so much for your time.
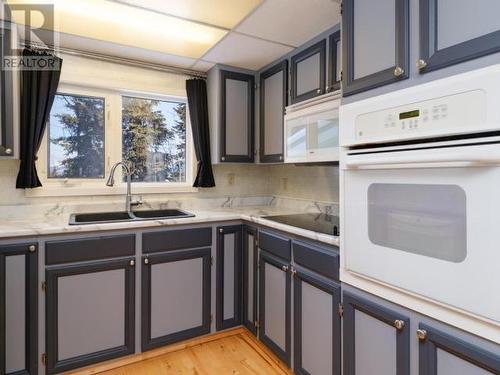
[343,142,500,323]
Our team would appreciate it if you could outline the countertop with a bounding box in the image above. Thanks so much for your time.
[0,206,340,246]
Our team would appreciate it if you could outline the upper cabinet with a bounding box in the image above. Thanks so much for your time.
[342,0,409,96]
[419,0,500,73]
[207,66,255,164]
[329,31,342,92]
[0,26,15,157]
[290,40,327,104]
[259,60,288,163]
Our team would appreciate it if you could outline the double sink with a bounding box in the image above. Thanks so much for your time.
[69,209,195,225]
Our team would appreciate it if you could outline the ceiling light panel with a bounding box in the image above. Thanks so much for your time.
[7,0,228,59]
[117,0,264,29]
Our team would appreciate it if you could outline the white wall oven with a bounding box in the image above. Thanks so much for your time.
[340,65,500,335]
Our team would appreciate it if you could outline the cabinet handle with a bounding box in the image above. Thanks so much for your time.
[144,258,149,265]
[325,85,330,93]
[219,228,224,234]
[279,155,283,161]
[281,265,289,272]
[221,156,226,161]
[28,244,36,253]
[416,329,427,340]
[416,59,427,70]
[316,88,322,94]
[4,148,12,155]
[290,267,297,276]
[394,66,405,77]
[394,320,405,331]
[129,259,135,267]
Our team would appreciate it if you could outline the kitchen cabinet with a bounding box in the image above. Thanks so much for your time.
[419,0,500,74]
[329,30,341,92]
[242,226,258,335]
[216,225,242,331]
[293,267,341,375]
[259,251,292,366]
[342,0,409,96]
[259,60,288,163]
[418,323,500,375]
[342,291,410,375]
[45,257,135,374]
[291,40,327,104]
[0,25,15,157]
[207,66,255,163]
[0,242,38,375]
[142,247,211,351]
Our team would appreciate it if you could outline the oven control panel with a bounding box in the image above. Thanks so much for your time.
[354,89,486,141]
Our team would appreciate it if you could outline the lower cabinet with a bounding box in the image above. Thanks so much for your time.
[242,226,258,335]
[293,267,341,375]
[342,291,410,375]
[0,242,38,375]
[45,257,135,374]
[259,251,292,366]
[418,324,500,375]
[216,225,243,330]
[142,248,211,351]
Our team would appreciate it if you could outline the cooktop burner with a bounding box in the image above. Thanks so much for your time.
[264,213,339,236]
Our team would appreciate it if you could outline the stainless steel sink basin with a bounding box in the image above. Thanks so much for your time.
[69,209,195,225]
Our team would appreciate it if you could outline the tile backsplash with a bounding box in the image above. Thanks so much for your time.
[0,159,339,207]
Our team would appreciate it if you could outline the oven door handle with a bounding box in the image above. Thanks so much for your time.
[345,152,500,168]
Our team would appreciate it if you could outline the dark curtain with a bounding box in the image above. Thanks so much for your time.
[16,48,62,188]
[186,78,215,187]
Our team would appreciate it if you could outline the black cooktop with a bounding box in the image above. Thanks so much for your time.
[264,213,339,236]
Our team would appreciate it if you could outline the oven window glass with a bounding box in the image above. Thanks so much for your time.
[368,183,466,262]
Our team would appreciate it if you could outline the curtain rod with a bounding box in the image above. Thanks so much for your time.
[21,40,208,79]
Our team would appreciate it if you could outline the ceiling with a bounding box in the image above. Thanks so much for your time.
[5,0,341,72]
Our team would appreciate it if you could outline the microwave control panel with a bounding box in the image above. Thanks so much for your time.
[354,89,486,141]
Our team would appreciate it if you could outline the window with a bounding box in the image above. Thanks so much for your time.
[35,84,195,197]
[122,96,186,183]
[48,93,105,178]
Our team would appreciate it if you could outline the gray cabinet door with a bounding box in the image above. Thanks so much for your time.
[46,257,135,374]
[242,226,258,335]
[291,40,326,104]
[0,25,14,157]
[216,225,242,330]
[260,60,288,163]
[0,243,38,375]
[343,291,410,375]
[294,268,341,375]
[342,0,409,96]
[142,248,211,351]
[329,31,342,92]
[220,70,255,163]
[419,0,500,73]
[259,251,291,366]
[418,324,500,375]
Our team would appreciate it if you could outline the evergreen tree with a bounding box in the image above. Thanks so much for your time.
[50,95,104,178]
[170,102,186,182]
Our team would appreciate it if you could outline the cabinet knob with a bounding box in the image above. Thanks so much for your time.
[416,329,427,340]
[394,66,405,77]
[28,244,36,253]
[316,88,322,94]
[281,265,289,272]
[325,86,330,93]
[290,267,297,276]
[394,320,405,331]
[221,156,226,161]
[279,155,283,161]
[219,228,224,234]
[144,258,149,265]
[416,59,428,70]
[4,148,12,155]
[129,259,135,267]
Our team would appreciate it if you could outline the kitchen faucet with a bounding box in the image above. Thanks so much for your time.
[106,162,142,216]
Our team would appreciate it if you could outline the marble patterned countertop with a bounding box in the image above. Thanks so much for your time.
[0,198,340,246]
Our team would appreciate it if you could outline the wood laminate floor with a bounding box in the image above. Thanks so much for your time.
[70,328,291,375]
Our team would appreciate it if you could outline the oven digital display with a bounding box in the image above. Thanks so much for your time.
[399,110,420,120]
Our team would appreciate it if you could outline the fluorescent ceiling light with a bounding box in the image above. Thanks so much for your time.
[7,0,228,59]
[117,0,263,29]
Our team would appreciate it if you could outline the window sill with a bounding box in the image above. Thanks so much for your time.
[24,183,198,197]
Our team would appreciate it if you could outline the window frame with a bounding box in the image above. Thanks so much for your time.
[28,84,197,197]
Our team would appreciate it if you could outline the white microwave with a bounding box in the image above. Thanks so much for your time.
[284,93,340,163]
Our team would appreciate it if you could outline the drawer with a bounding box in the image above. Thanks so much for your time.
[143,227,212,253]
[46,234,136,265]
[293,240,339,280]
[259,230,291,261]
